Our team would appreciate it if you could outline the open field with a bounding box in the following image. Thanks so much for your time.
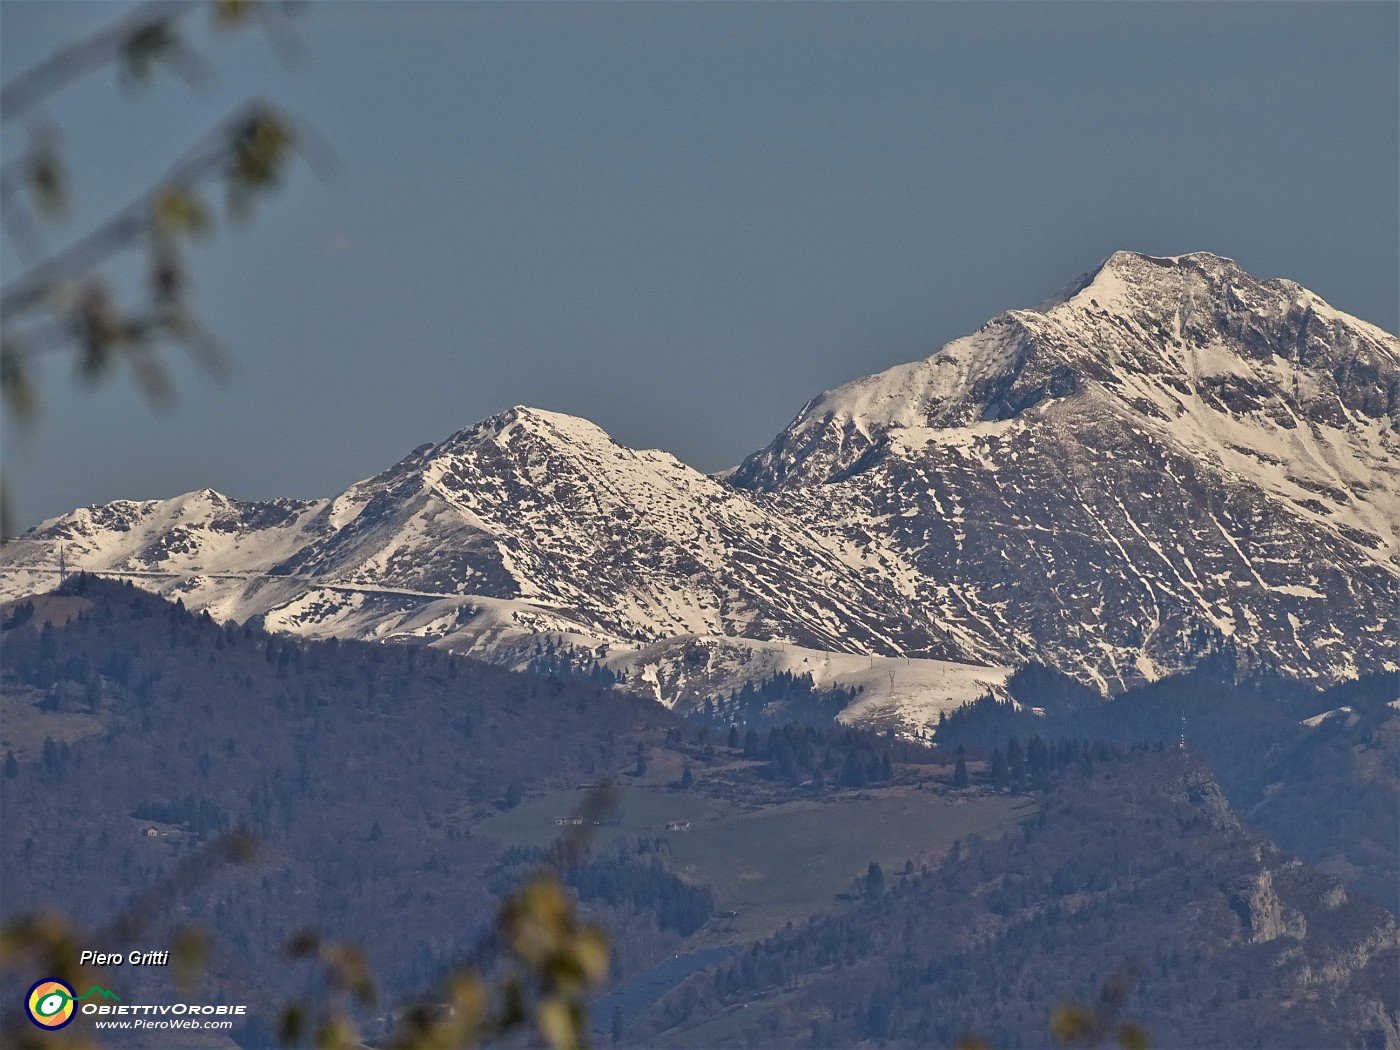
[474,783,1036,943]
[672,790,1034,942]
[473,785,726,849]
[0,689,106,759]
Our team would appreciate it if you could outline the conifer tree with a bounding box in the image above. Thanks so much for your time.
[1007,736,1027,786]
[1027,735,1050,788]
[865,861,885,898]
[952,753,970,788]
[990,747,1009,791]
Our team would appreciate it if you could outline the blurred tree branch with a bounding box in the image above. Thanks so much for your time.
[0,0,313,535]
[0,6,617,1046]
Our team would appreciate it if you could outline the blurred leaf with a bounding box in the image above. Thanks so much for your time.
[313,1014,357,1050]
[323,942,376,1004]
[220,828,262,864]
[150,238,184,310]
[27,147,66,219]
[279,1004,305,1046]
[573,926,609,985]
[286,928,320,958]
[171,925,208,989]
[0,911,70,961]
[227,106,294,217]
[1118,1022,1150,1050]
[153,185,210,236]
[76,283,120,377]
[954,1034,991,1050]
[501,876,571,967]
[447,971,487,1031]
[499,973,526,1029]
[121,19,179,82]
[1051,1002,1102,1047]
[213,0,255,31]
[537,996,583,1050]
[1,351,38,423]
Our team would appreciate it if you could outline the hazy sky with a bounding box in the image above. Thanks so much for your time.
[2,2,1396,529]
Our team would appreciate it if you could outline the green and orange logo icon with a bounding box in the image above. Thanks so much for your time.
[26,979,76,1029]
[25,979,120,1029]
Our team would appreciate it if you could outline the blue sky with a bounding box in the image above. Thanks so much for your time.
[2,1,1396,528]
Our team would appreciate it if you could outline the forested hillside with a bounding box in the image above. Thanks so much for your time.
[3,578,1396,1048]
[0,576,684,1038]
[936,660,1400,911]
[634,749,1399,1049]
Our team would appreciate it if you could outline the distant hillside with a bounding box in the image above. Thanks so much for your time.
[935,661,1400,912]
[635,749,1399,1049]
[3,577,1396,1049]
[0,575,682,1024]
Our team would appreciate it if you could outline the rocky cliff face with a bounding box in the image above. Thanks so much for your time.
[1231,868,1309,943]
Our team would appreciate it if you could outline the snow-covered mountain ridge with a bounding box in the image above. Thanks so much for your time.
[1,409,983,726]
[3,252,1395,720]
[733,251,1398,689]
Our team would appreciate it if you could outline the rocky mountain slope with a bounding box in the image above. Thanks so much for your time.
[734,251,1399,690]
[2,252,1395,718]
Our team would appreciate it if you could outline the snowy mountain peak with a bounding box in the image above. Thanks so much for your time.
[1040,250,1242,311]
[490,404,613,439]
[1040,250,1396,361]
[1,252,1393,713]
[732,253,1398,491]
[432,405,638,461]
[727,253,1397,689]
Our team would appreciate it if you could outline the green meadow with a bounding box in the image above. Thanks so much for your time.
[474,785,1035,943]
